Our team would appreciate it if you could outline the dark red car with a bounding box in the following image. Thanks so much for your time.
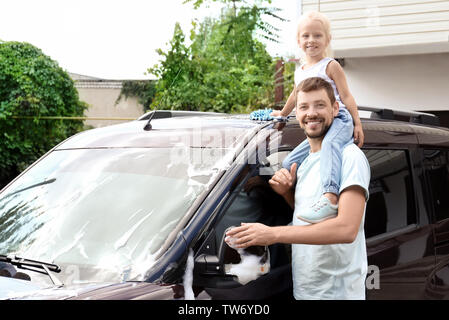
[0,107,448,300]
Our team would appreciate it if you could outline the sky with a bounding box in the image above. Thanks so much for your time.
[1,0,300,80]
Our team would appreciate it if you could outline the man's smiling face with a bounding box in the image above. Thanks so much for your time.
[296,88,339,140]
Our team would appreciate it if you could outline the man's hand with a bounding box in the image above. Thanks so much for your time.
[268,163,297,196]
[225,223,276,249]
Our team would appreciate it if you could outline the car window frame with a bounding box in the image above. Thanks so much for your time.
[362,146,420,243]
[422,148,449,223]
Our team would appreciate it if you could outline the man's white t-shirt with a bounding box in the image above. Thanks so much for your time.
[292,143,371,300]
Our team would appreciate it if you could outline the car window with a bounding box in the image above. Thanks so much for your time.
[363,149,417,238]
[423,149,449,222]
[263,151,290,175]
[214,174,291,249]
[214,163,292,266]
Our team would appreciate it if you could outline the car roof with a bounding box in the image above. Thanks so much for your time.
[56,114,269,150]
[55,109,449,150]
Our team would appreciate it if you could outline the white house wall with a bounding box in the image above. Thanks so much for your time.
[300,0,449,116]
[302,0,449,57]
[76,83,144,128]
[344,52,449,111]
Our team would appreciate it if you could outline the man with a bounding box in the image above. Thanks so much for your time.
[226,77,370,299]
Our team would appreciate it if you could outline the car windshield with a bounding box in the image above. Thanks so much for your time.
[0,147,225,286]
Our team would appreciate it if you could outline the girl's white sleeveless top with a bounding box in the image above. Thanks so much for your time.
[294,57,345,109]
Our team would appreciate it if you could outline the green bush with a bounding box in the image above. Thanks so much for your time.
[0,41,87,188]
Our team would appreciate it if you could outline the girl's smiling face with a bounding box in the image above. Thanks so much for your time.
[297,19,330,59]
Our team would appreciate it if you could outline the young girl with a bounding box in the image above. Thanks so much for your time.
[272,11,364,223]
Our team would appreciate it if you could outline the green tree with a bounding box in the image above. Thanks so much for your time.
[148,22,204,111]
[148,0,284,113]
[0,41,87,187]
[282,57,296,99]
[185,0,284,43]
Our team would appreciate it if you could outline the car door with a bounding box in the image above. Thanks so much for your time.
[363,147,435,299]
[189,126,295,299]
[189,154,295,299]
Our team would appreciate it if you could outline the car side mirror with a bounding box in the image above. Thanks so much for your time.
[193,227,270,288]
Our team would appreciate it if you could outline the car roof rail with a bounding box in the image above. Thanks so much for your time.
[138,110,226,121]
[358,106,440,126]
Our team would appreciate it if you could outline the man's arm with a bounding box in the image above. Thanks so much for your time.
[226,185,366,247]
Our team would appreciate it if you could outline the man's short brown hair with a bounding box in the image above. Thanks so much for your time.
[296,77,336,106]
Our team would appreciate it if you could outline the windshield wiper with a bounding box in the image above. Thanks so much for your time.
[0,254,63,286]
[2,178,57,199]
[11,178,56,195]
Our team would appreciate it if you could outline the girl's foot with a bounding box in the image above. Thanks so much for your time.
[297,195,338,224]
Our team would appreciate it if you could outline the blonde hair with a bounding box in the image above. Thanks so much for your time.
[296,11,333,58]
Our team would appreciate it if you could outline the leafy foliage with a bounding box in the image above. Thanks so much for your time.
[148,23,201,111]
[282,57,296,99]
[184,0,285,42]
[184,0,271,10]
[117,80,157,111]
[148,1,283,113]
[0,41,87,187]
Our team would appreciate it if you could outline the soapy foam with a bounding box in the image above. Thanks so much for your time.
[228,249,267,285]
[183,248,195,300]
[225,233,269,285]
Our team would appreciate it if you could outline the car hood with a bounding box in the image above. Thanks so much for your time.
[0,277,181,300]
